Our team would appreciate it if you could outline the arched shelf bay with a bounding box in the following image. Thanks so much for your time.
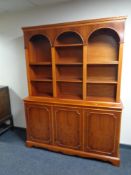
[54,31,83,100]
[87,28,120,63]
[55,31,83,64]
[86,28,120,102]
[29,34,52,63]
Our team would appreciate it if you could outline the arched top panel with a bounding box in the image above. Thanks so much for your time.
[29,34,52,63]
[88,28,120,44]
[29,34,51,46]
[55,31,83,45]
[88,28,120,62]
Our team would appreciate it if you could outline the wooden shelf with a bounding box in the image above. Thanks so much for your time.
[55,43,83,47]
[57,79,82,83]
[30,62,52,66]
[56,62,82,65]
[87,61,118,65]
[31,79,52,82]
[87,80,117,84]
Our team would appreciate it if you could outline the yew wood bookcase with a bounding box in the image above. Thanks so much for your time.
[22,16,126,166]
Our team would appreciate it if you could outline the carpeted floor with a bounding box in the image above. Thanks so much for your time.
[0,129,131,175]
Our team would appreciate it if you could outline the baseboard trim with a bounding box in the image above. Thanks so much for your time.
[13,127,131,149]
[120,144,131,149]
[14,126,26,131]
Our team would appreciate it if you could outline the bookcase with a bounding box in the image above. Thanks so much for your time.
[23,16,126,166]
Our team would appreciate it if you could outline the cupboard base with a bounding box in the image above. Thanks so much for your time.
[26,140,120,166]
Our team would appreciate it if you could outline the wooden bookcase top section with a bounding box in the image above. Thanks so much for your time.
[23,16,126,103]
[22,16,126,46]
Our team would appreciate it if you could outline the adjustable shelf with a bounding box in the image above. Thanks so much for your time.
[87,80,117,84]
[87,60,118,65]
[31,78,52,82]
[57,79,82,83]
[56,62,82,65]
[29,62,52,66]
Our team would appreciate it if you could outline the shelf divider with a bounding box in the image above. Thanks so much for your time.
[51,47,57,97]
[26,49,32,96]
[83,45,87,100]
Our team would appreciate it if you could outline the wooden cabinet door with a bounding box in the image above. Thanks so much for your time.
[25,104,52,144]
[84,109,121,156]
[54,106,82,150]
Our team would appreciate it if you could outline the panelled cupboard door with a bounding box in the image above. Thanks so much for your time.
[84,109,121,156]
[26,104,52,144]
[53,106,82,150]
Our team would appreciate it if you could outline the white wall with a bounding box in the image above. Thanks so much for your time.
[0,0,131,144]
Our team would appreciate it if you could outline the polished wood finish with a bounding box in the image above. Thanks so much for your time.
[25,104,52,143]
[84,109,121,156]
[23,16,126,166]
[54,106,82,150]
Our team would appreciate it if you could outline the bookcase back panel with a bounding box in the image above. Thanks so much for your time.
[87,65,118,82]
[57,82,82,99]
[87,84,116,102]
[55,47,83,64]
[31,82,53,97]
[56,66,82,81]
[30,66,52,80]
[88,28,119,62]
[29,35,51,62]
